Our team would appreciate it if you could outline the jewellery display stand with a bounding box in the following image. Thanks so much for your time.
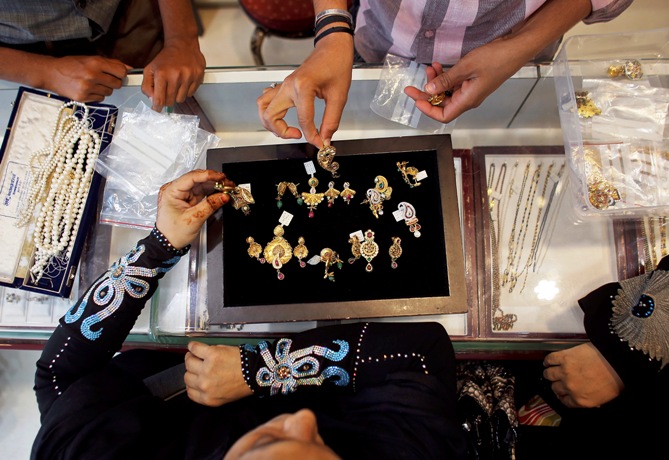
[205,135,466,325]
[0,87,117,298]
[472,146,628,339]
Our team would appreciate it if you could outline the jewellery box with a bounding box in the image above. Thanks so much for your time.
[205,135,466,325]
[0,87,117,298]
[553,28,669,219]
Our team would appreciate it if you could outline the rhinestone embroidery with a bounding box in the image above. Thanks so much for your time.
[255,338,350,395]
[64,244,177,340]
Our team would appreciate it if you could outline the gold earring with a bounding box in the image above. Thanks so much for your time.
[389,237,402,269]
[219,185,255,216]
[397,201,421,237]
[275,182,302,209]
[293,236,309,268]
[348,234,361,264]
[397,161,422,188]
[324,181,340,207]
[263,225,293,280]
[361,175,392,218]
[319,248,343,281]
[317,145,340,178]
[246,236,265,263]
[340,182,356,205]
[360,229,379,272]
[301,176,325,218]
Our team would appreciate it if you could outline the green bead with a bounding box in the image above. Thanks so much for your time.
[277,200,283,209]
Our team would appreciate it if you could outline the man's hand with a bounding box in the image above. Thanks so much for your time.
[184,341,253,407]
[37,55,129,103]
[256,32,353,148]
[141,37,205,112]
[543,342,624,408]
[405,37,525,124]
[155,169,233,250]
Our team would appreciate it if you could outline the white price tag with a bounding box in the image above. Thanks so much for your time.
[279,211,293,226]
[304,161,316,175]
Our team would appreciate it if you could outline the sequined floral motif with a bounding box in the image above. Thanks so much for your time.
[612,269,669,368]
[256,338,350,395]
[65,245,177,340]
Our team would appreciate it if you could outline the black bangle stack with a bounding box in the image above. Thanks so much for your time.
[314,26,354,46]
[313,8,354,47]
[151,225,191,257]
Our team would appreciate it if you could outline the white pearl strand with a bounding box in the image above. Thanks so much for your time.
[16,101,102,283]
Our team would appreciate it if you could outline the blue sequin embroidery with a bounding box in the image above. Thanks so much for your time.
[256,338,350,395]
[64,245,177,340]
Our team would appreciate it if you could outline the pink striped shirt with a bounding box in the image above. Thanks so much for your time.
[354,0,633,64]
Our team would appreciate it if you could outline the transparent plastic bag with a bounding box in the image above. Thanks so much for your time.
[96,102,220,229]
[370,54,455,134]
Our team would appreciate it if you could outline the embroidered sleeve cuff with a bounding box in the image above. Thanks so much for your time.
[239,337,352,398]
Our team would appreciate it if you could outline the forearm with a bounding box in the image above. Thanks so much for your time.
[34,229,187,417]
[505,0,592,62]
[0,47,52,89]
[156,0,200,45]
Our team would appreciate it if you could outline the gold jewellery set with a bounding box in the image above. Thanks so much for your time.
[228,146,427,281]
[576,59,643,119]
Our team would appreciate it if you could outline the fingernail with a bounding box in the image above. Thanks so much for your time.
[425,82,436,93]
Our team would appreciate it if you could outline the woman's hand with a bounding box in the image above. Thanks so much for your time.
[155,169,234,250]
[543,342,624,408]
[184,341,253,407]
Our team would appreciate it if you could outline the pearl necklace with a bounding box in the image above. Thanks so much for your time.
[16,101,101,283]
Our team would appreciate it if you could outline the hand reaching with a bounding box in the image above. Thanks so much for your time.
[543,342,624,408]
[155,169,234,250]
[404,37,530,124]
[184,341,253,407]
[141,37,206,112]
[44,55,130,103]
[256,33,353,148]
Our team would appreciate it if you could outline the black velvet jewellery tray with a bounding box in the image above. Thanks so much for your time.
[205,135,466,324]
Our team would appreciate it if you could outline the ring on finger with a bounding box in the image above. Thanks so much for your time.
[268,82,278,89]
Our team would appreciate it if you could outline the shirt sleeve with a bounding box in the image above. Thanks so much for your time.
[239,321,458,400]
[584,0,634,24]
[34,229,188,418]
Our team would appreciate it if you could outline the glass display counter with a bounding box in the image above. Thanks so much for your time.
[1,62,662,356]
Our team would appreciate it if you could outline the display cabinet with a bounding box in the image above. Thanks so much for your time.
[0,61,663,356]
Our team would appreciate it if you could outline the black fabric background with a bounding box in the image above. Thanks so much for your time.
[219,149,450,307]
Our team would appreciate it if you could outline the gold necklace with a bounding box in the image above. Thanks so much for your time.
[502,161,531,287]
[508,162,542,293]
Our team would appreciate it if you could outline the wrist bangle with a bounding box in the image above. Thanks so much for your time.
[315,8,353,28]
[314,14,353,36]
[151,225,191,256]
[314,26,354,47]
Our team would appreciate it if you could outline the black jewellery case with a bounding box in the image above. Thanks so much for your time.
[206,135,466,324]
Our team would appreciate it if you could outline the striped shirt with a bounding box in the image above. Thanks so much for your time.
[354,0,634,64]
